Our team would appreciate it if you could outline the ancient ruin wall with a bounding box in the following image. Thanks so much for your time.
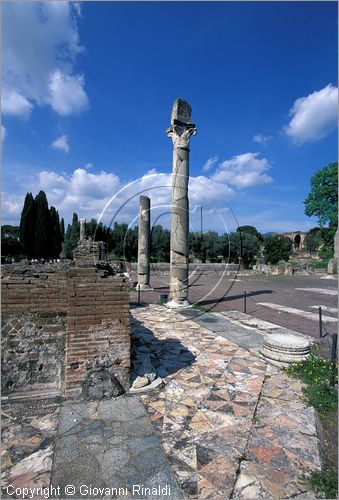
[2,255,131,400]
[1,273,68,395]
[65,266,130,400]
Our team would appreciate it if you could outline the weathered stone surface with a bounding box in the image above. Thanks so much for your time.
[51,397,183,498]
[82,360,125,400]
[131,304,321,499]
[255,262,294,275]
[1,313,66,395]
[167,98,197,307]
[1,402,60,497]
[260,333,310,365]
[79,218,85,241]
[137,196,151,288]
[131,376,149,389]
[327,257,338,274]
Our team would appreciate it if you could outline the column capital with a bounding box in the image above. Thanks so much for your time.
[166,124,197,149]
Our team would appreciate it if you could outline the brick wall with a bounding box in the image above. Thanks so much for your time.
[2,246,131,400]
[1,274,68,313]
[2,274,68,394]
[65,266,130,400]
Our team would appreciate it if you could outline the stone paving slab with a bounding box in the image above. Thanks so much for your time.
[1,400,60,499]
[131,304,322,499]
[233,374,321,499]
[178,309,267,350]
[51,397,183,499]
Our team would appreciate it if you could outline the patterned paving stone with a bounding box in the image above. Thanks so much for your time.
[132,305,266,498]
[1,402,60,499]
[132,304,322,499]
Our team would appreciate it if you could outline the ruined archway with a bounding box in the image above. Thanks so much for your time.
[294,234,301,250]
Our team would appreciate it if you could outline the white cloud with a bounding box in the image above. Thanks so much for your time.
[2,89,33,118]
[1,125,7,142]
[2,153,274,228]
[284,84,338,143]
[1,166,232,227]
[51,135,70,153]
[2,2,88,117]
[202,156,218,172]
[211,153,273,188]
[47,70,88,115]
[253,134,272,145]
[1,192,23,225]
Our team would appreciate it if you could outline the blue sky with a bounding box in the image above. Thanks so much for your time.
[2,1,338,233]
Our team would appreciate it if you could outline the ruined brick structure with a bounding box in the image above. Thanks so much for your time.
[2,240,130,401]
[66,240,130,400]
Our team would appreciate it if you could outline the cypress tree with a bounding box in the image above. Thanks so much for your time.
[60,218,65,243]
[49,206,62,258]
[34,191,51,258]
[64,212,80,259]
[19,192,36,258]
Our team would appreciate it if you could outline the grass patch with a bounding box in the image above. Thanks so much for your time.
[286,354,337,413]
[53,395,64,405]
[310,259,329,270]
[286,354,336,389]
[158,299,167,305]
[286,354,338,498]
[309,468,338,499]
[191,303,210,313]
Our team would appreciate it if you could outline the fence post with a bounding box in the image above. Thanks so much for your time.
[319,306,323,338]
[330,333,338,386]
[244,291,247,314]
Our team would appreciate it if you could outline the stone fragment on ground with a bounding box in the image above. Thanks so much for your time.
[1,401,60,498]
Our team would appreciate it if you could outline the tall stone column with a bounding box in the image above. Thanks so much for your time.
[166,98,197,308]
[79,218,85,242]
[137,196,152,289]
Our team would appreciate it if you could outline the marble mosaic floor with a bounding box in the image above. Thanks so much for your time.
[131,304,321,499]
[1,305,322,499]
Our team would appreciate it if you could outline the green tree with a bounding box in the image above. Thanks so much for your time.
[305,229,322,254]
[203,231,221,262]
[228,232,260,267]
[64,213,80,259]
[85,219,109,242]
[19,192,36,258]
[60,218,65,243]
[189,232,204,262]
[150,225,170,262]
[237,225,263,241]
[1,225,23,259]
[34,191,51,258]
[318,228,337,261]
[304,163,338,228]
[49,206,62,258]
[125,227,138,261]
[263,235,292,265]
[108,222,129,258]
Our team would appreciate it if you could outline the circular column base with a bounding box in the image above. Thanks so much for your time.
[166,299,191,309]
[260,333,310,365]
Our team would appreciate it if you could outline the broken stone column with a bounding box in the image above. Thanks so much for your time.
[327,228,338,274]
[137,195,152,289]
[166,98,197,308]
[79,218,85,242]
